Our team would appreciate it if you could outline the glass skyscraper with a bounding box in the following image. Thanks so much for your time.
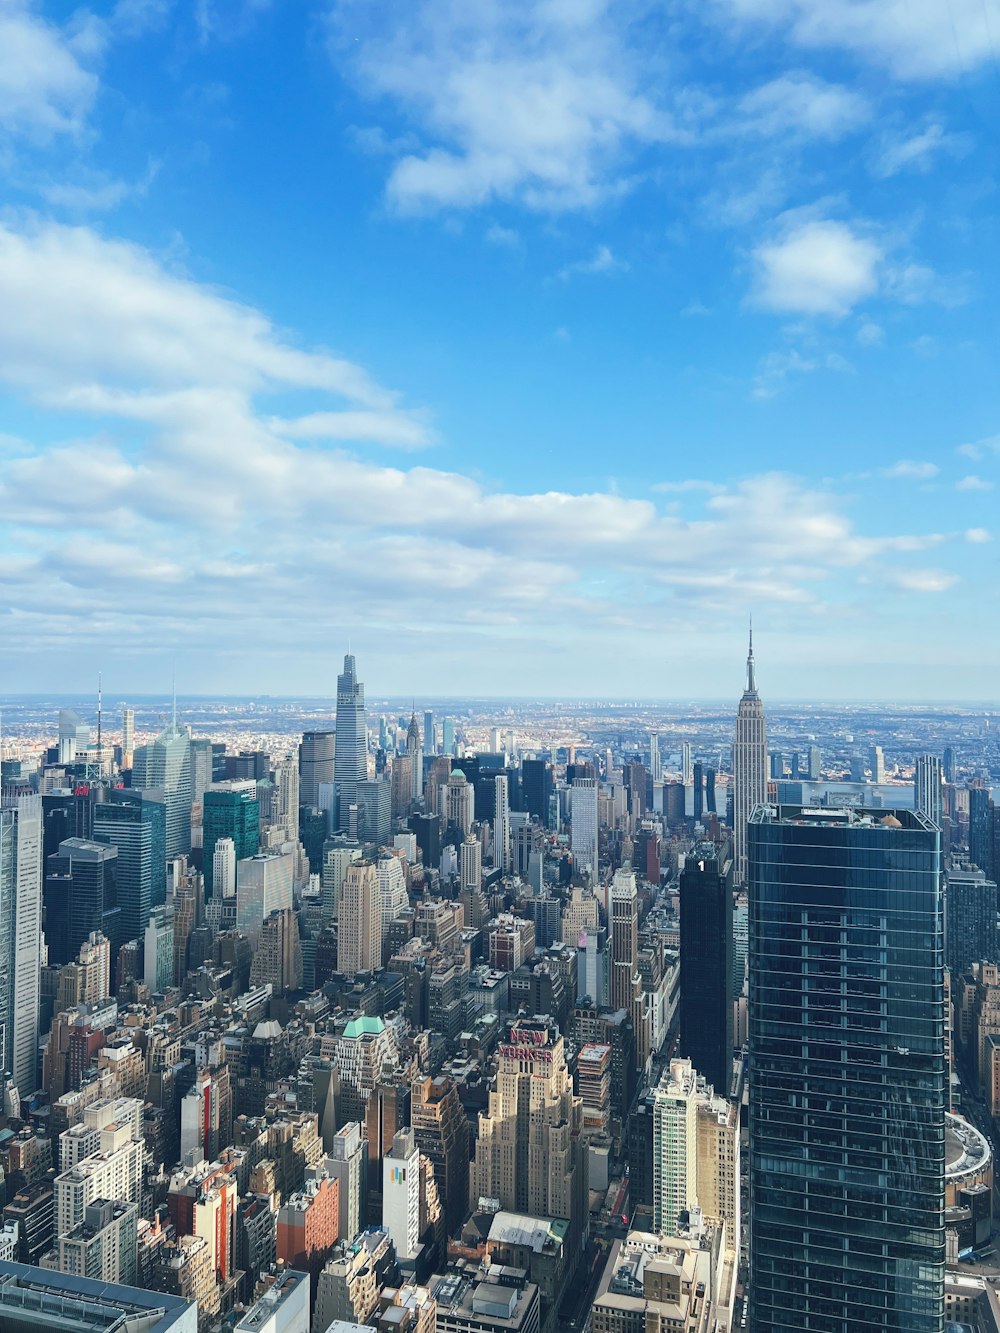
[748,804,945,1331]
[93,787,166,944]
[334,653,367,832]
[202,783,260,896]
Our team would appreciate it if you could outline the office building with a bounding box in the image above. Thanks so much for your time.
[45,838,120,968]
[732,626,767,885]
[250,907,304,995]
[591,1229,731,1333]
[748,804,945,1331]
[0,1261,196,1333]
[947,861,998,976]
[335,1016,399,1123]
[144,904,173,993]
[383,1129,420,1262]
[234,1268,309,1333]
[334,654,368,829]
[277,1174,341,1283]
[121,706,135,770]
[679,845,734,1096]
[432,1266,540,1333]
[441,770,474,838]
[92,787,166,946]
[521,759,553,828]
[871,744,886,785]
[494,774,511,873]
[0,794,42,1097]
[327,1122,368,1244]
[423,710,436,756]
[915,753,944,829]
[300,731,336,808]
[213,835,237,899]
[411,1074,469,1236]
[356,777,391,848]
[203,782,260,896]
[340,861,381,976]
[132,722,193,858]
[236,848,294,941]
[571,777,599,879]
[610,866,638,1013]
[50,1197,138,1286]
[470,1019,586,1251]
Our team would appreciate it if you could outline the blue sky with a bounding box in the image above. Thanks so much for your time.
[1,0,999,700]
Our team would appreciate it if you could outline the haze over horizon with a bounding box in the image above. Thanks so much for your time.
[1,1,998,696]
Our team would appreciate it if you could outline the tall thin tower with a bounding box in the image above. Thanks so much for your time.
[334,653,367,830]
[732,622,767,885]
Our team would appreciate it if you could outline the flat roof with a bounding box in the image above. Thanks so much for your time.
[0,1261,194,1332]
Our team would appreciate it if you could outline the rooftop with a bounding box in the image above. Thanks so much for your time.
[0,1261,194,1333]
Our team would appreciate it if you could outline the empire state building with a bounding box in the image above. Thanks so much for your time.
[732,626,767,884]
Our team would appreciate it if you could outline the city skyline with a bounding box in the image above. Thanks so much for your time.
[0,5,998,698]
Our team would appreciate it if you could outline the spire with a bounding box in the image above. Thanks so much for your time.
[746,615,756,694]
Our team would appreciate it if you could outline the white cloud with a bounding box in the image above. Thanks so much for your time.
[751,218,882,317]
[328,0,676,212]
[0,218,970,678]
[881,460,939,480]
[856,320,883,346]
[957,475,994,491]
[485,222,520,247]
[752,347,853,398]
[887,568,958,592]
[737,72,869,139]
[556,244,628,280]
[719,0,1000,80]
[0,2,99,140]
[966,528,992,543]
[873,123,969,177]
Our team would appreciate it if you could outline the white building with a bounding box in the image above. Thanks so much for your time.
[570,777,599,880]
[382,1129,420,1261]
[494,774,511,873]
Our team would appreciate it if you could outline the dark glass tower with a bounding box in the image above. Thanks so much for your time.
[45,837,121,966]
[202,784,260,896]
[679,843,734,1094]
[92,787,166,943]
[946,861,997,974]
[521,759,553,828]
[968,787,995,884]
[748,805,945,1332]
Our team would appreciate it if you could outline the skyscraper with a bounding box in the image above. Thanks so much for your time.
[0,794,42,1097]
[406,712,422,803]
[335,655,368,830]
[570,777,599,880]
[203,783,260,897]
[521,758,553,828]
[92,788,166,945]
[382,1128,420,1261]
[732,625,767,885]
[423,710,436,756]
[871,744,886,784]
[299,730,335,808]
[132,722,193,858]
[915,753,944,829]
[339,861,381,975]
[969,787,995,880]
[411,1074,470,1235]
[946,861,998,975]
[679,844,734,1096]
[748,804,945,1332]
[610,865,638,1013]
[470,1018,586,1252]
[46,837,120,968]
[494,774,511,872]
[649,733,662,782]
[121,707,135,770]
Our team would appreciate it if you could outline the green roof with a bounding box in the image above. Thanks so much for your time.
[343,1016,386,1039]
